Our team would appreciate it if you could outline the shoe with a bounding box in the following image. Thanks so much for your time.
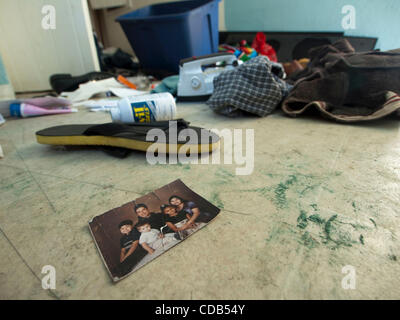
[49,71,114,94]
[35,119,220,154]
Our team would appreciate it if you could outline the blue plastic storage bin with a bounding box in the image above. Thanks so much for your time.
[116,0,220,73]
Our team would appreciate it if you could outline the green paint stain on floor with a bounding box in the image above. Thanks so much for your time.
[297,210,308,229]
[297,211,365,250]
[263,173,275,178]
[214,168,235,186]
[297,211,324,229]
[370,218,377,228]
[388,254,397,261]
[265,225,282,243]
[301,231,319,249]
[244,174,328,210]
[64,277,76,288]
[299,184,320,196]
[324,215,356,249]
[216,168,235,180]
[210,192,224,209]
[324,215,339,243]
[308,214,325,225]
[274,175,297,208]
[321,186,334,193]
[250,186,271,197]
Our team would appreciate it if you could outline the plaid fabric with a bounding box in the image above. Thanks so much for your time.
[206,56,292,117]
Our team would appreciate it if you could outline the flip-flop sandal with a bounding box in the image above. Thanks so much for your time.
[36,119,220,154]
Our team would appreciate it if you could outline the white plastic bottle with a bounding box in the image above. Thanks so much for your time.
[110,92,176,123]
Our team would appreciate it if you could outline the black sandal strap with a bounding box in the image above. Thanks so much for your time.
[83,119,190,138]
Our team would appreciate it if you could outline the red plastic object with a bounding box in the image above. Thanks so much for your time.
[251,32,277,62]
[239,40,248,47]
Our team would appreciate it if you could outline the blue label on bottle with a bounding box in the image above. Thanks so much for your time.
[9,103,21,117]
[131,101,156,123]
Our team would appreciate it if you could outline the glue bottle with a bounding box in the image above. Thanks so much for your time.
[110,92,176,123]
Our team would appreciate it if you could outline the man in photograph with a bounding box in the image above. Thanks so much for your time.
[135,203,166,230]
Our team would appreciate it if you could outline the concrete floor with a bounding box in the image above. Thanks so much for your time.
[0,101,400,299]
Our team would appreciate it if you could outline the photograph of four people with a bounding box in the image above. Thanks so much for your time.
[117,195,216,276]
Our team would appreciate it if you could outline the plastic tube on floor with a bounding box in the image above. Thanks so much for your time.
[9,103,77,118]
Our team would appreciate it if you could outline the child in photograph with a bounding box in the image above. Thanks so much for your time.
[161,204,206,240]
[132,221,179,272]
[119,220,140,262]
[117,219,146,277]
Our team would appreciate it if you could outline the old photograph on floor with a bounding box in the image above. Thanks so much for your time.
[89,179,221,282]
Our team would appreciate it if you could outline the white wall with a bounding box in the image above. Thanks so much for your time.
[0,0,100,92]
